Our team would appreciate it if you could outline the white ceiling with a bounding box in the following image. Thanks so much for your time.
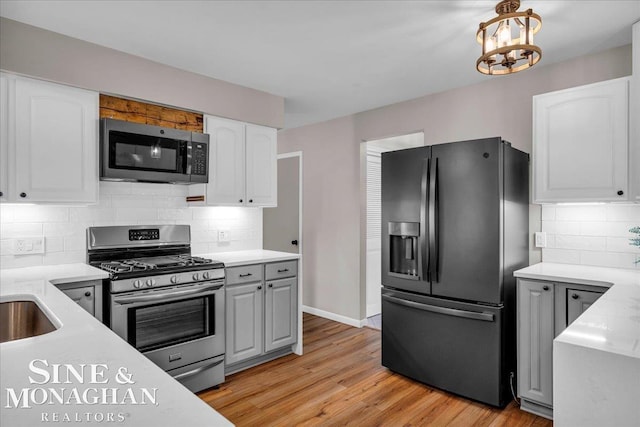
[1,1,639,129]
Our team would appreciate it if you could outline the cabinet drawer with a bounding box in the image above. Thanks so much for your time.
[226,264,263,285]
[265,260,297,280]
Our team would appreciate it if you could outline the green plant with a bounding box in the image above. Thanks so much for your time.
[631,226,640,263]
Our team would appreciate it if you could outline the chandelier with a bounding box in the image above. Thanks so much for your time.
[476,0,542,75]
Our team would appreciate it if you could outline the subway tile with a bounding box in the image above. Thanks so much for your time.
[131,183,188,197]
[541,206,556,221]
[45,237,64,253]
[69,207,117,222]
[157,208,192,221]
[605,204,640,221]
[152,197,188,208]
[190,243,210,255]
[116,208,158,221]
[42,250,85,266]
[43,222,91,238]
[111,195,155,208]
[541,221,580,235]
[541,248,580,264]
[99,181,133,195]
[0,254,44,269]
[1,223,43,239]
[555,206,606,222]
[579,251,639,270]
[606,237,638,253]
[554,235,606,251]
[12,206,69,223]
[0,205,15,222]
[64,235,86,252]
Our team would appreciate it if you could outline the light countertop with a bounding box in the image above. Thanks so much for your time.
[514,262,640,427]
[0,265,232,427]
[198,249,300,267]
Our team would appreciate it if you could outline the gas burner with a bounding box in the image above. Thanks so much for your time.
[122,259,156,270]
[174,255,214,266]
[99,260,154,274]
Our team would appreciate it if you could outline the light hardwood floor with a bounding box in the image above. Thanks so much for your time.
[198,313,552,426]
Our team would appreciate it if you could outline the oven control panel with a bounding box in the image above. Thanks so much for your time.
[129,229,160,241]
[110,268,225,293]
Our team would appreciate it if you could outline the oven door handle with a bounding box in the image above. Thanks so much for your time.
[114,283,223,305]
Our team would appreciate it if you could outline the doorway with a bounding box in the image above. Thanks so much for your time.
[364,133,424,322]
[263,151,303,354]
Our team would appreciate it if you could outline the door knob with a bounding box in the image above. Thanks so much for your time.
[291,240,298,246]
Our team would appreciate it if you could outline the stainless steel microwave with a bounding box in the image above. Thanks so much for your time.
[100,118,209,184]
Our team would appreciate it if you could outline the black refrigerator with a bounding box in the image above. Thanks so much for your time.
[381,137,529,407]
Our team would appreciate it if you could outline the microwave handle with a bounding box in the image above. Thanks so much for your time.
[185,140,193,175]
[114,283,223,305]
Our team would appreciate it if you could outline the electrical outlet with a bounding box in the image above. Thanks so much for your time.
[218,229,230,242]
[13,237,45,255]
[534,232,547,248]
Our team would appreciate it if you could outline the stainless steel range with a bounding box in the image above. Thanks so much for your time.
[87,225,225,393]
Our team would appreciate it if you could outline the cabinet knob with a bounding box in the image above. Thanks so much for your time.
[571,293,579,300]
[269,283,273,288]
[84,291,91,297]
[249,199,253,203]
[19,192,27,198]
[291,240,298,246]
[617,190,624,196]
[543,285,549,291]
[257,285,262,290]
[0,191,3,197]
[239,199,243,203]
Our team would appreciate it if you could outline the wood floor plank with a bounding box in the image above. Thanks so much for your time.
[198,313,553,427]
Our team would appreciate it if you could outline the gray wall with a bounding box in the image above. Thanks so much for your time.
[0,18,284,128]
[278,45,632,323]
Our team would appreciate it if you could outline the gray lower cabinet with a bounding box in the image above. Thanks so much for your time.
[517,278,607,419]
[55,280,103,322]
[225,260,298,372]
[565,289,603,327]
[518,279,554,416]
[225,281,264,365]
[265,277,297,352]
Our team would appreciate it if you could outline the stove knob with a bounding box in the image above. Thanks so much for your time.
[203,271,210,279]
[170,275,178,284]
[146,279,154,287]
[133,280,142,289]
[192,273,200,281]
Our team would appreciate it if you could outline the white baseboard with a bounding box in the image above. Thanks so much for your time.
[366,303,381,318]
[302,305,367,328]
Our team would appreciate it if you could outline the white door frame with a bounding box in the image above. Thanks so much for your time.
[277,151,303,355]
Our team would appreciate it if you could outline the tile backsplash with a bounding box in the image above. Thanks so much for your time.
[541,204,640,270]
[0,182,263,269]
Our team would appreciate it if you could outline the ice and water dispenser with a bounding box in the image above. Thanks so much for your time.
[388,222,420,280]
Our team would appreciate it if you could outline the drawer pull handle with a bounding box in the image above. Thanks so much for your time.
[277,269,289,273]
[543,285,549,291]
[239,273,253,277]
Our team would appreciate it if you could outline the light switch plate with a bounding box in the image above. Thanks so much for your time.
[534,232,547,248]
[13,237,45,255]
[218,229,230,242]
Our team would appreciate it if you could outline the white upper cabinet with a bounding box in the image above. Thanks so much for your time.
[533,77,630,203]
[193,115,277,207]
[630,22,640,201]
[245,124,277,207]
[1,73,98,204]
[205,116,246,205]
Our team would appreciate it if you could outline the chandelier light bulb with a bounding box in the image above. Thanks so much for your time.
[476,0,542,75]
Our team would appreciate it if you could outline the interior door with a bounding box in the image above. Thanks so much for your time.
[430,138,502,304]
[263,155,300,254]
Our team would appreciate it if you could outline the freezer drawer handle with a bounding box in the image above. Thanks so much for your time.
[172,358,224,381]
[382,294,495,322]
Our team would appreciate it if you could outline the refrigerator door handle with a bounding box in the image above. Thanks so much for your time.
[434,157,440,282]
[428,157,438,282]
[420,157,431,282]
[382,294,495,322]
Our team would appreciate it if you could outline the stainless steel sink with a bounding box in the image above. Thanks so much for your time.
[0,300,57,343]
